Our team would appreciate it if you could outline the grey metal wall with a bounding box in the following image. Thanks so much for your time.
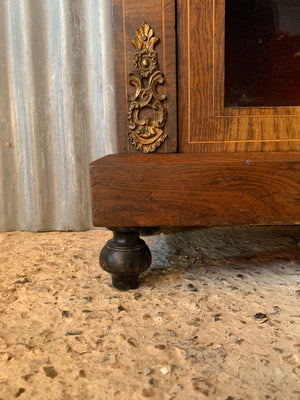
[0,0,116,231]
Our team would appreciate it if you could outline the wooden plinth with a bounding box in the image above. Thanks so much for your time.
[90,153,300,228]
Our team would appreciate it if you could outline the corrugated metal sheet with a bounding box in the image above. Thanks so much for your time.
[0,0,116,231]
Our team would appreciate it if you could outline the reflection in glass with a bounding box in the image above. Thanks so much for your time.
[225,0,300,107]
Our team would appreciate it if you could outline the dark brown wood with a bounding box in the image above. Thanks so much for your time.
[100,228,151,290]
[90,153,300,227]
[112,0,177,153]
[177,0,300,153]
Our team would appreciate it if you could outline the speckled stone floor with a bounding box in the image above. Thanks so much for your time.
[0,226,299,400]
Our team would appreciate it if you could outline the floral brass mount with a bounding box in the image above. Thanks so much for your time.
[128,22,167,153]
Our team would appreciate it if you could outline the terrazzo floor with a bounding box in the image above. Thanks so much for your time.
[0,226,299,400]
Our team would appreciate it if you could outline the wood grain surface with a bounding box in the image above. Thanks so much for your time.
[177,0,300,153]
[90,153,300,227]
[112,0,177,153]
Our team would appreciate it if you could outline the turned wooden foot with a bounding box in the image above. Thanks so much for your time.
[100,228,152,290]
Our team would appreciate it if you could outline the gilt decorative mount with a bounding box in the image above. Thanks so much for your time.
[128,22,167,153]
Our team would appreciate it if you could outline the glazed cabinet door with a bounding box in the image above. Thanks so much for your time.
[177,0,300,153]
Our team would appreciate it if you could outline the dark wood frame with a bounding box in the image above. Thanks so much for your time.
[90,0,300,290]
[177,0,300,153]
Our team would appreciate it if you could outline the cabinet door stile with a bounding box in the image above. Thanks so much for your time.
[112,0,177,154]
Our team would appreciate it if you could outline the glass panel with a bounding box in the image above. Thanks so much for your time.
[225,0,300,107]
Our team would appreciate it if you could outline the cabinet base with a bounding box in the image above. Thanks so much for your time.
[90,153,300,228]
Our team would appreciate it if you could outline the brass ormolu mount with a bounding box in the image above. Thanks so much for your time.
[128,22,167,153]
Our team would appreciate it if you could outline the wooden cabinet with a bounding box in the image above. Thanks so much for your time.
[111,0,300,154]
[90,0,300,289]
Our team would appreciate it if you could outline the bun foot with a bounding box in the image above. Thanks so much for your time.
[100,228,152,290]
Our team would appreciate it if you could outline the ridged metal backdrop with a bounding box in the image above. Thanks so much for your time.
[0,0,116,231]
